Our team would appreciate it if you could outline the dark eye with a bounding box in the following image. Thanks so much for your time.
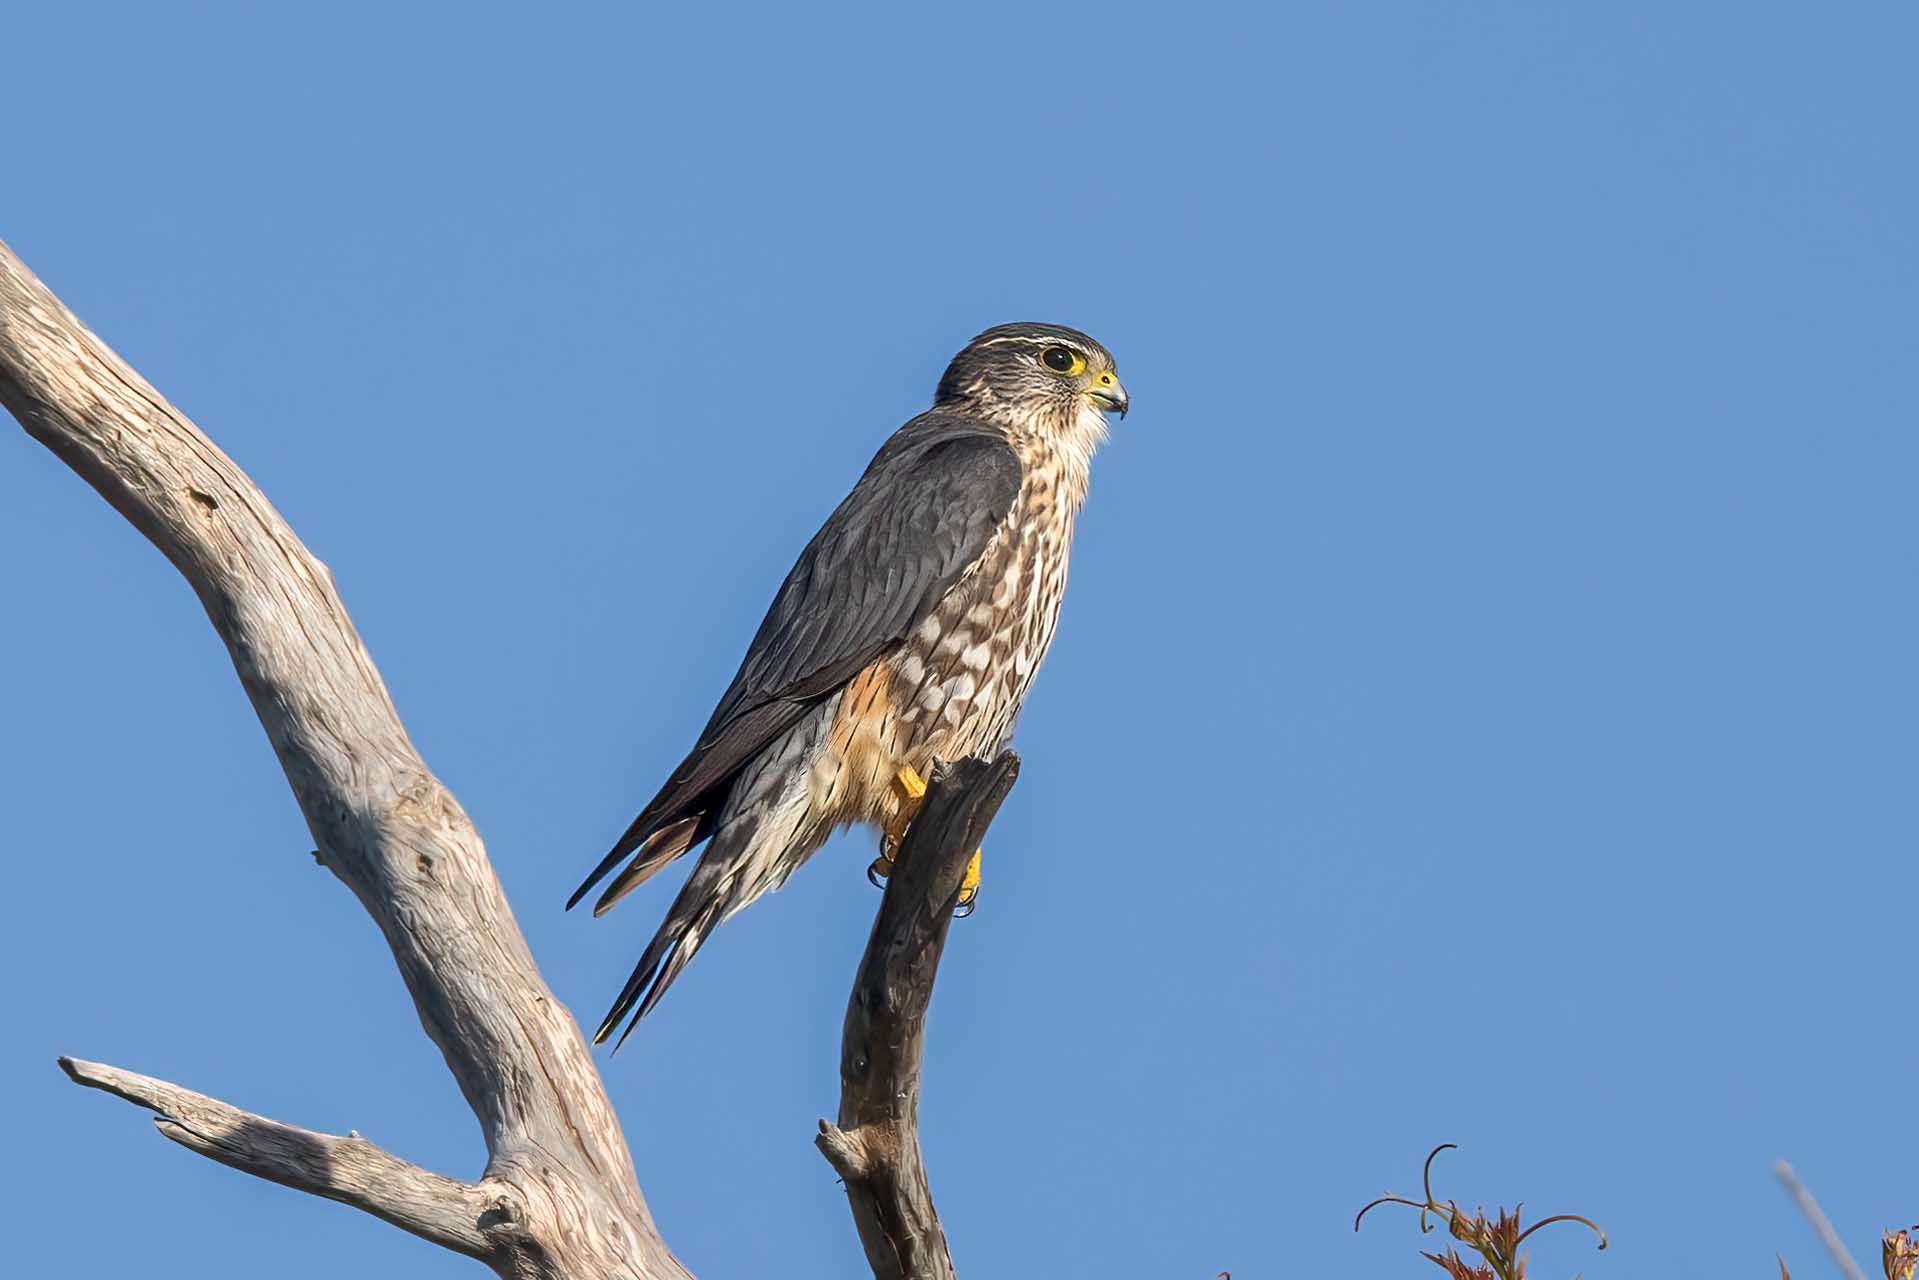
[1041,346,1080,374]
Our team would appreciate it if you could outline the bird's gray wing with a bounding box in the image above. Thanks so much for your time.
[568,415,1021,909]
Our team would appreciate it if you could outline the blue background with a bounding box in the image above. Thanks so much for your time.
[3,4,1913,1277]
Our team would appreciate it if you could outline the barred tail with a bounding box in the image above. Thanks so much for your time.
[593,831,743,1048]
[593,705,830,1047]
[594,797,809,1048]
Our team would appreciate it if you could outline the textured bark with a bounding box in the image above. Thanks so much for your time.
[60,1057,496,1255]
[0,240,686,1279]
[818,752,1020,1280]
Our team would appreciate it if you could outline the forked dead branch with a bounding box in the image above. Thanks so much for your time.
[0,239,987,1280]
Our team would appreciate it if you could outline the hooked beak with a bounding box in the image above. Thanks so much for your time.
[1087,370,1130,419]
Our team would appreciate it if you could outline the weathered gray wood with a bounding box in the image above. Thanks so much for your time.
[0,240,689,1280]
[818,752,1020,1280]
[61,1057,496,1256]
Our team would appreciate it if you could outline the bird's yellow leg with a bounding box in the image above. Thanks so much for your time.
[867,766,930,883]
[868,765,985,917]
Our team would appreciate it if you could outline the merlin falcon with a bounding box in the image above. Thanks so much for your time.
[569,322,1127,1044]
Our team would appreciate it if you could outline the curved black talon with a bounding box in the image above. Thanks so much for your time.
[953,889,978,919]
[866,857,891,889]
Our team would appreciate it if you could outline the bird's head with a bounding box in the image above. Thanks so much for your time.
[935,323,1127,456]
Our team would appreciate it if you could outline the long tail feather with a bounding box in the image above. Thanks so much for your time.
[593,826,753,1047]
[570,762,714,911]
[591,815,709,917]
[591,708,827,1046]
[568,834,645,912]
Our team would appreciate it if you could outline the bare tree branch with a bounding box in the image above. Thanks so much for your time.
[6,235,1017,1280]
[818,752,1021,1280]
[60,1056,495,1256]
[0,240,689,1279]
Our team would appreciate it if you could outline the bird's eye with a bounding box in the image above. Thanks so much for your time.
[1041,346,1085,375]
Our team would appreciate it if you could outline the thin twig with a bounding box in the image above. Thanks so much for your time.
[1774,1159,1870,1280]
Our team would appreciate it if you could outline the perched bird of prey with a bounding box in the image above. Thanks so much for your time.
[569,322,1127,1045]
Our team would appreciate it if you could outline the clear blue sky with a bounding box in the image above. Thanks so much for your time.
[4,4,1913,1277]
